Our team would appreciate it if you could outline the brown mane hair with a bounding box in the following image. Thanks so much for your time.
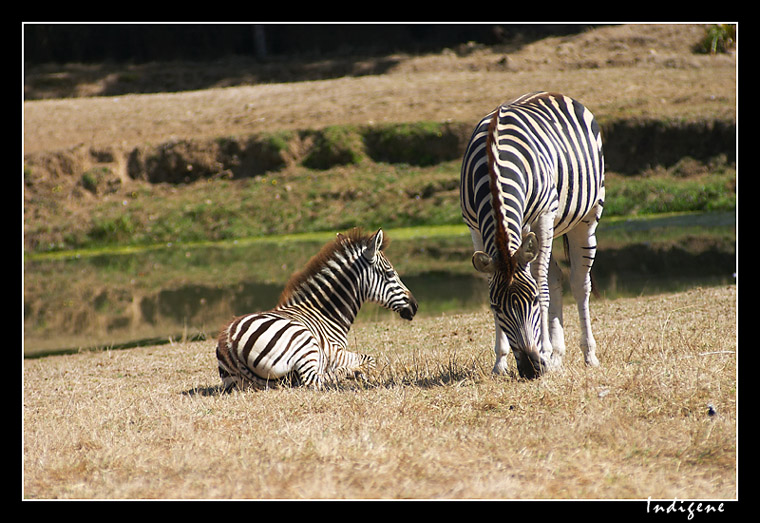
[276,228,389,306]
[486,109,518,282]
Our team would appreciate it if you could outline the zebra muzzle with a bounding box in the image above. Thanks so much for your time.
[515,347,548,379]
[399,294,418,320]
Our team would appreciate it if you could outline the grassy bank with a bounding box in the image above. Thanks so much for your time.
[24,152,735,256]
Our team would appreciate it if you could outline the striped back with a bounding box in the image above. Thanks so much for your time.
[466,91,604,267]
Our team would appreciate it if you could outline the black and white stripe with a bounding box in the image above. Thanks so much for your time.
[460,92,604,378]
[216,228,418,390]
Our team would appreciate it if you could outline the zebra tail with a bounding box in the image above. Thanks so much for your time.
[486,108,517,281]
[562,234,570,261]
[590,273,600,299]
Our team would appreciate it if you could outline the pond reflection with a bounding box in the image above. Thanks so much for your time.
[24,214,735,357]
[23,234,487,356]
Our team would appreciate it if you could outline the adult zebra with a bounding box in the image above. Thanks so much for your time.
[460,92,605,379]
[216,228,418,390]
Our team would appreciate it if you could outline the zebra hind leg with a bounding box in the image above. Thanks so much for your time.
[225,366,279,391]
[218,365,239,393]
[217,345,243,392]
[565,216,601,368]
[218,352,279,391]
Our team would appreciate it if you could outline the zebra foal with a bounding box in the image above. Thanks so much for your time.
[216,228,418,390]
[460,91,605,378]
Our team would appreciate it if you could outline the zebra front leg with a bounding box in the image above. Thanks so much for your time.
[565,218,601,367]
[547,252,566,367]
[471,229,513,376]
[350,353,376,380]
[291,341,330,389]
[331,350,377,381]
[529,215,556,370]
[492,313,512,375]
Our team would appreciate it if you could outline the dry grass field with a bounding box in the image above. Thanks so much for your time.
[23,285,736,499]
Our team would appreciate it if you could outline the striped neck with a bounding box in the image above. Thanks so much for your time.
[278,252,364,333]
[275,230,380,343]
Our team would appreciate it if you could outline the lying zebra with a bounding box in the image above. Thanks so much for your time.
[216,228,418,390]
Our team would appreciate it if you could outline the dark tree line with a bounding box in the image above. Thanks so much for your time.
[24,24,592,65]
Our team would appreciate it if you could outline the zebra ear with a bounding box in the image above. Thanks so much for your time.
[516,231,539,266]
[472,251,496,274]
[364,229,384,262]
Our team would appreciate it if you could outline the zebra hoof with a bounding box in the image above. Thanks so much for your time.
[492,359,510,376]
[548,352,563,370]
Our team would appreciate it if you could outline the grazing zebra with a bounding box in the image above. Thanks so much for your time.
[216,228,418,390]
[460,91,605,379]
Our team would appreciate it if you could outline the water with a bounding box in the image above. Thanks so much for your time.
[23,213,736,357]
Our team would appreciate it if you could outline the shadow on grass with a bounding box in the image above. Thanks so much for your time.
[182,385,226,397]
[181,356,501,397]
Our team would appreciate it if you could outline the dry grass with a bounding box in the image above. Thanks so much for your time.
[23,285,737,499]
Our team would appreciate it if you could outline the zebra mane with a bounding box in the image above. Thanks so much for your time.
[277,227,389,306]
[486,109,519,283]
